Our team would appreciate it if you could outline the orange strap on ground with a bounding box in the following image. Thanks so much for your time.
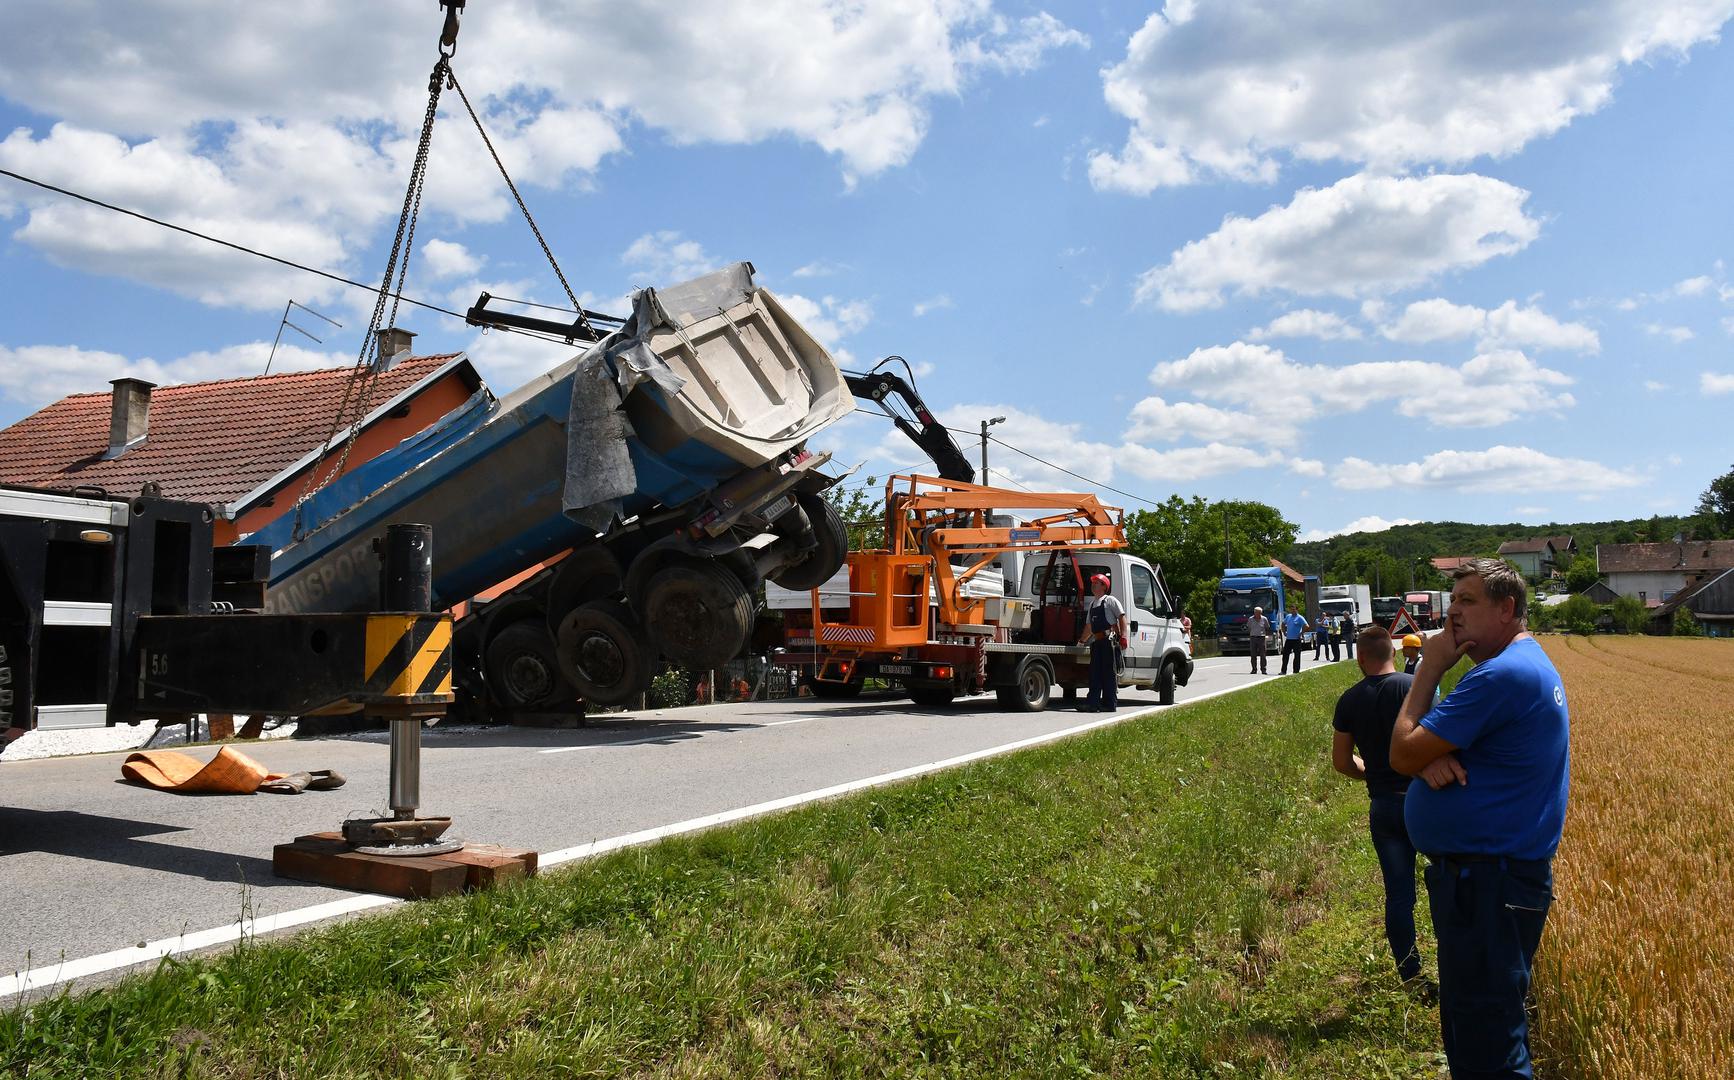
[120,746,285,794]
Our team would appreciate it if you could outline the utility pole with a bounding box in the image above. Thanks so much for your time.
[1221,503,1231,570]
[979,416,1005,485]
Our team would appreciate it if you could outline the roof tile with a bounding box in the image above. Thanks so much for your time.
[0,354,461,507]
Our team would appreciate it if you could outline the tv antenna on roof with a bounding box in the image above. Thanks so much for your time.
[264,299,344,375]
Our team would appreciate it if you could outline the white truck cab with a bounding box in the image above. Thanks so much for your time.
[1018,550,1194,696]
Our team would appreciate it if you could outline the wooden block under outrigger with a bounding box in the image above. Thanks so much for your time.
[273,832,538,900]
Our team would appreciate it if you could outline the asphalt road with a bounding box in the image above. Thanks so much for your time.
[0,651,1350,994]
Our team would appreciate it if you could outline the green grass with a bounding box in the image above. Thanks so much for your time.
[1,664,1452,1078]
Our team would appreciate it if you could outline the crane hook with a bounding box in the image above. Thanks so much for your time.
[438,0,465,58]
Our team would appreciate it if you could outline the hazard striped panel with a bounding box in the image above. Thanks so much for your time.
[819,625,878,644]
[363,614,454,699]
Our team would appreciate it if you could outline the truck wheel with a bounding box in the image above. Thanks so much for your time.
[1156,660,1177,706]
[995,657,1052,713]
[908,686,955,708]
[557,600,653,706]
[804,675,862,699]
[769,494,848,591]
[484,619,573,709]
[642,559,754,668]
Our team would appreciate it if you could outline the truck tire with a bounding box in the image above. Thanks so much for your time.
[641,558,754,668]
[556,600,653,706]
[769,494,848,591]
[1156,660,1177,706]
[804,675,862,700]
[484,619,572,709]
[908,686,955,708]
[995,656,1052,713]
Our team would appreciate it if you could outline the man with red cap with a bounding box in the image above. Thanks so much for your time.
[1077,572,1128,712]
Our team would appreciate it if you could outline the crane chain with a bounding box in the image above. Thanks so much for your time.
[447,68,596,341]
[289,54,449,540]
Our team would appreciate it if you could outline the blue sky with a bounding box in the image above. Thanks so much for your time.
[1,1,1731,540]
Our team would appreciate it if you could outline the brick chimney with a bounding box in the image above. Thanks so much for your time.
[375,327,417,370]
[106,377,156,458]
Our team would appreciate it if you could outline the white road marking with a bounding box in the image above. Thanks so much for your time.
[1,677,1265,997]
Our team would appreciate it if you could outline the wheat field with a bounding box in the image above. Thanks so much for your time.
[1533,635,1734,1080]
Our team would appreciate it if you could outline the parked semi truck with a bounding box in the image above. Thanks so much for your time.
[1404,590,1447,629]
[1318,583,1373,629]
[249,264,857,717]
[792,475,1193,710]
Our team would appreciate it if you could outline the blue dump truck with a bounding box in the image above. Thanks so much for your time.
[249,264,857,717]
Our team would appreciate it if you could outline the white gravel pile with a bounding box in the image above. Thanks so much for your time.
[3,717,299,762]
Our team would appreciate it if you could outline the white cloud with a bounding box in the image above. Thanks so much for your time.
[1644,380,1668,391]
[1299,515,1420,542]
[1150,340,1575,430]
[1289,458,1326,478]
[621,231,723,285]
[1333,446,1642,493]
[420,239,484,280]
[0,340,347,408]
[1124,395,1280,445]
[791,260,847,279]
[1702,372,1734,395]
[1674,275,1715,297]
[912,293,954,317]
[1644,323,1695,343]
[1134,173,1540,312]
[0,2,1085,309]
[1089,0,1734,192]
[1247,309,1362,342]
[778,293,873,350]
[1117,442,1283,483]
[1377,298,1599,353]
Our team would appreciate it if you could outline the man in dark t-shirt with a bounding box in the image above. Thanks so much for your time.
[1331,625,1423,984]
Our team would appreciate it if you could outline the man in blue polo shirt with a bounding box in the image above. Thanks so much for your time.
[1390,558,1569,1080]
[1279,609,1309,674]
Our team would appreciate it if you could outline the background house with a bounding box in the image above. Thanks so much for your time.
[1596,540,1734,604]
[1648,567,1734,636]
[0,332,482,544]
[1497,537,1556,580]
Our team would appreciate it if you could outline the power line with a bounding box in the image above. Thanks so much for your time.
[0,166,622,348]
[842,409,1160,508]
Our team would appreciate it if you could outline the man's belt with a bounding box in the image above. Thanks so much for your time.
[1428,852,1551,873]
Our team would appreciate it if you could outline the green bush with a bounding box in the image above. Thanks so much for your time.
[1610,594,1649,634]
[1558,593,1599,635]
[1530,602,1556,632]
[1674,607,1705,637]
[648,667,690,708]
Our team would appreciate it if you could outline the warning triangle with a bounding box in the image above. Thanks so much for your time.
[1387,606,1423,638]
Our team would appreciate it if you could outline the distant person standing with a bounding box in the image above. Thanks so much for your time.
[1331,626,1424,985]
[1280,609,1309,674]
[1077,573,1127,713]
[1338,612,1356,660]
[1244,606,1271,674]
[1390,558,1570,1080]
[1313,618,1329,659]
[1401,634,1423,673]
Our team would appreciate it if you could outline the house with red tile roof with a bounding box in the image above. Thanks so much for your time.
[0,332,483,544]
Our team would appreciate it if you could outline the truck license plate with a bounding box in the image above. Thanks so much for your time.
[757,495,793,521]
[879,663,914,676]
